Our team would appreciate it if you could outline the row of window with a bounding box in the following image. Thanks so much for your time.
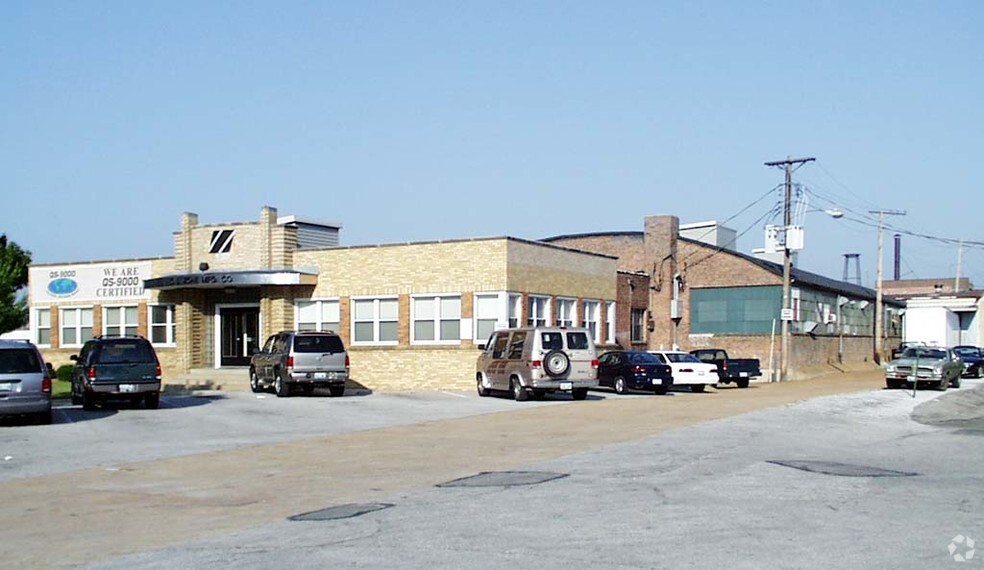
[34,305,176,348]
[299,293,618,346]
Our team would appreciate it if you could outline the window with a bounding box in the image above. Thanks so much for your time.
[631,309,646,342]
[150,304,177,345]
[296,299,340,332]
[352,298,399,344]
[412,295,461,343]
[60,307,93,346]
[35,308,51,346]
[557,298,576,328]
[104,306,138,337]
[527,295,549,327]
[582,300,600,342]
[507,331,526,359]
[474,294,500,342]
[508,294,522,328]
[606,301,616,343]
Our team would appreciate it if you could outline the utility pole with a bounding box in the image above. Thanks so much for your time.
[765,156,815,381]
[955,240,964,293]
[869,209,905,364]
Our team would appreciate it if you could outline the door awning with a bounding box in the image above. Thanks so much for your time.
[144,269,318,290]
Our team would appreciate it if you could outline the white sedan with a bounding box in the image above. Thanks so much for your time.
[648,351,718,392]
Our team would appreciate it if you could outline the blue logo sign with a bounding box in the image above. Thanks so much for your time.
[47,278,79,297]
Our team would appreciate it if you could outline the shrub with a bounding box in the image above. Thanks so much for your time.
[56,364,73,383]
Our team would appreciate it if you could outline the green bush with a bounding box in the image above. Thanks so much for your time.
[56,364,73,383]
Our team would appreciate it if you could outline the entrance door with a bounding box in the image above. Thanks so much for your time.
[220,307,260,367]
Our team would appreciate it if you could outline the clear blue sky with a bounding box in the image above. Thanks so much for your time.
[3,1,982,288]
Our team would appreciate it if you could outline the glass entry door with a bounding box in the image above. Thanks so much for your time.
[219,306,260,367]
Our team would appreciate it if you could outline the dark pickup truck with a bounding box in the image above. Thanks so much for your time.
[689,349,761,388]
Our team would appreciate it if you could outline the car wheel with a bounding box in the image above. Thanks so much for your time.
[82,389,97,411]
[145,392,160,409]
[691,384,706,393]
[328,385,345,397]
[511,378,528,402]
[977,366,983,379]
[951,375,961,389]
[736,378,750,389]
[571,388,588,401]
[275,371,290,397]
[249,369,262,393]
[936,378,948,391]
[477,374,490,397]
[614,376,627,395]
[653,386,668,395]
[38,410,52,425]
[543,350,571,377]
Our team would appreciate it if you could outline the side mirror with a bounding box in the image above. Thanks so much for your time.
[70,354,79,361]
[252,347,261,355]
[477,344,486,351]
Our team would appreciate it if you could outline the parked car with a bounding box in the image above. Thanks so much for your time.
[648,350,718,392]
[891,341,927,360]
[952,346,984,378]
[0,339,53,424]
[597,350,673,395]
[70,336,162,410]
[250,331,349,397]
[476,327,598,401]
[689,348,761,388]
[884,346,963,390]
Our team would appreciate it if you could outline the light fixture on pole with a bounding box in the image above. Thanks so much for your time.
[765,156,815,382]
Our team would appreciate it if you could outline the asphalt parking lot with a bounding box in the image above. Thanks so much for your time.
[3,372,983,568]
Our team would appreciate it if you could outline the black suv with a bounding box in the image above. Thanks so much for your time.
[70,336,162,410]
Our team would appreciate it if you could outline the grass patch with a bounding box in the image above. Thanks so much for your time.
[52,379,72,400]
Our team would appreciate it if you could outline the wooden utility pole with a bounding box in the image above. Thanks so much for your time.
[765,156,815,381]
[869,209,905,363]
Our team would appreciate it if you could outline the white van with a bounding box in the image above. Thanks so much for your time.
[476,327,598,401]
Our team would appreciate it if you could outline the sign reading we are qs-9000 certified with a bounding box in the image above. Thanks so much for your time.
[29,261,153,303]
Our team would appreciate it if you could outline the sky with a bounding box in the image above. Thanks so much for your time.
[2,1,982,288]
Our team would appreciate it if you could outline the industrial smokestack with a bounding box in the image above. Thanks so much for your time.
[893,234,901,281]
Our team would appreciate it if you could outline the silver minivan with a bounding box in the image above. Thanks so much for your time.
[250,331,349,397]
[0,340,53,424]
[476,327,598,401]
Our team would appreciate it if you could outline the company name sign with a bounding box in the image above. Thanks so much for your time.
[30,262,153,302]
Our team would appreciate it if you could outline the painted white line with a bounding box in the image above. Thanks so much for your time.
[439,391,468,399]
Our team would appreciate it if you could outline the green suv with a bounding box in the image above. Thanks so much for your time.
[70,336,162,410]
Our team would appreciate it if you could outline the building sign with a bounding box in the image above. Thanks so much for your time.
[144,270,318,290]
[30,262,152,303]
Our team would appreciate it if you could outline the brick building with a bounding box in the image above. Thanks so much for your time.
[544,215,903,378]
[28,207,617,391]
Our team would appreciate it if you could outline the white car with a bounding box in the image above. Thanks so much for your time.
[648,350,718,392]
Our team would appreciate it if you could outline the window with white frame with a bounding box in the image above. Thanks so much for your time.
[35,308,51,346]
[150,304,177,345]
[474,293,500,342]
[527,295,549,327]
[104,306,138,337]
[60,307,93,346]
[296,299,340,332]
[582,300,600,342]
[631,308,646,342]
[557,298,576,328]
[606,301,616,343]
[412,295,461,343]
[352,298,399,344]
[508,294,522,328]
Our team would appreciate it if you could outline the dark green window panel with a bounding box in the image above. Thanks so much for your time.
[690,286,782,334]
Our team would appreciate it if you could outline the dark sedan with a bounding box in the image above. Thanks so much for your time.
[597,351,673,395]
[953,346,983,378]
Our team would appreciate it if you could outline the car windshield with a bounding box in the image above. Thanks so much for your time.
[953,347,979,357]
[0,348,41,374]
[665,352,700,363]
[96,341,155,364]
[294,335,344,353]
[627,352,660,364]
[901,347,945,360]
